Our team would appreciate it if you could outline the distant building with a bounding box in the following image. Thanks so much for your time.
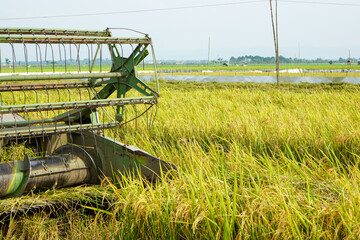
[222,62,230,66]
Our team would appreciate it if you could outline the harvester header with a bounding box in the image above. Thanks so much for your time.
[0,28,175,199]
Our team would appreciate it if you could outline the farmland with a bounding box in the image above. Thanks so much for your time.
[2,63,360,77]
[2,81,360,239]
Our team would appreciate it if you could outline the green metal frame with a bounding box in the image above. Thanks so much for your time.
[0,28,175,199]
[0,28,160,133]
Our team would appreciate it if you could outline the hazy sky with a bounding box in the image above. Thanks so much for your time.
[1,0,359,60]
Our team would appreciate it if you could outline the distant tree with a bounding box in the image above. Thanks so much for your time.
[5,58,10,65]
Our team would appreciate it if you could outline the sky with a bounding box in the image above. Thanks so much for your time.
[0,0,359,60]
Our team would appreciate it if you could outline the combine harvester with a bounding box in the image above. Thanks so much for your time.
[0,28,176,199]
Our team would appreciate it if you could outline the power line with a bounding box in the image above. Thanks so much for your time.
[0,0,266,21]
[280,0,360,7]
[0,0,358,21]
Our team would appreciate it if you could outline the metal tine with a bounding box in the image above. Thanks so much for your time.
[66,106,74,146]
[62,43,67,72]
[90,43,100,73]
[77,84,82,101]
[45,44,48,62]
[10,87,15,105]
[25,109,31,147]
[78,106,86,154]
[123,101,127,144]
[112,105,117,153]
[66,84,71,102]
[44,85,50,119]
[85,84,92,100]
[45,130,52,158]
[133,103,138,130]
[150,42,160,94]
[91,44,94,68]
[69,43,73,64]
[100,44,102,72]
[35,42,39,63]
[23,43,28,74]
[86,44,91,72]
[150,101,158,131]
[36,43,43,73]
[130,44,135,72]
[89,107,101,159]
[119,44,124,67]
[49,43,55,73]
[34,86,39,105]
[22,85,26,105]
[10,43,16,73]
[39,107,45,148]
[56,85,61,116]
[144,102,150,131]
[58,43,62,62]
[76,44,81,73]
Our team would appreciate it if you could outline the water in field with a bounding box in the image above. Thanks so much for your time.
[139,75,360,84]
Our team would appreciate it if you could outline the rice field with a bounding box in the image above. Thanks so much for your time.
[2,81,360,239]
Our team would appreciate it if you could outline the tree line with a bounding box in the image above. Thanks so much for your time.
[228,55,358,64]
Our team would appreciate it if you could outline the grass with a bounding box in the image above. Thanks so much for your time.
[2,81,360,239]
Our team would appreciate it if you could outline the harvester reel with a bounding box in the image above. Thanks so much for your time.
[0,28,176,198]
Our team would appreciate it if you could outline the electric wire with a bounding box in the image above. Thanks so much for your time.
[279,0,360,7]
[0,0,266,21]
[0,0,358,21]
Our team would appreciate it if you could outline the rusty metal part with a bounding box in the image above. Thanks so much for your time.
[0,82,90,92]
[0,28,111,37]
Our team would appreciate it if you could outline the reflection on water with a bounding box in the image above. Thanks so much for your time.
[139,75,360,84]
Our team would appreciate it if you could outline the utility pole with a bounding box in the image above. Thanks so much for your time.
[349,49,352,65]
[298,42,300,60]
[270,0,280,86]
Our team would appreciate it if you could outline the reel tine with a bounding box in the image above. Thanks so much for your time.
[86,44,91,72]
[45,43,48,62]
[69,43,72,63]
[77,83,82,101]
[23,43,29,73]
[36,43,43,73]
[119,44,124,66]
[22,85,26,105]
[49,43,55,73]
[10,43,16,73]
[76,44,81,73]
[10,87,15,106]
[100,44,102,72]
[62,43,67,72]
[91,44,94,68]
[58,42,62,62]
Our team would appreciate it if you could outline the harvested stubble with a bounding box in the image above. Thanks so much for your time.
[2,81,360,239]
